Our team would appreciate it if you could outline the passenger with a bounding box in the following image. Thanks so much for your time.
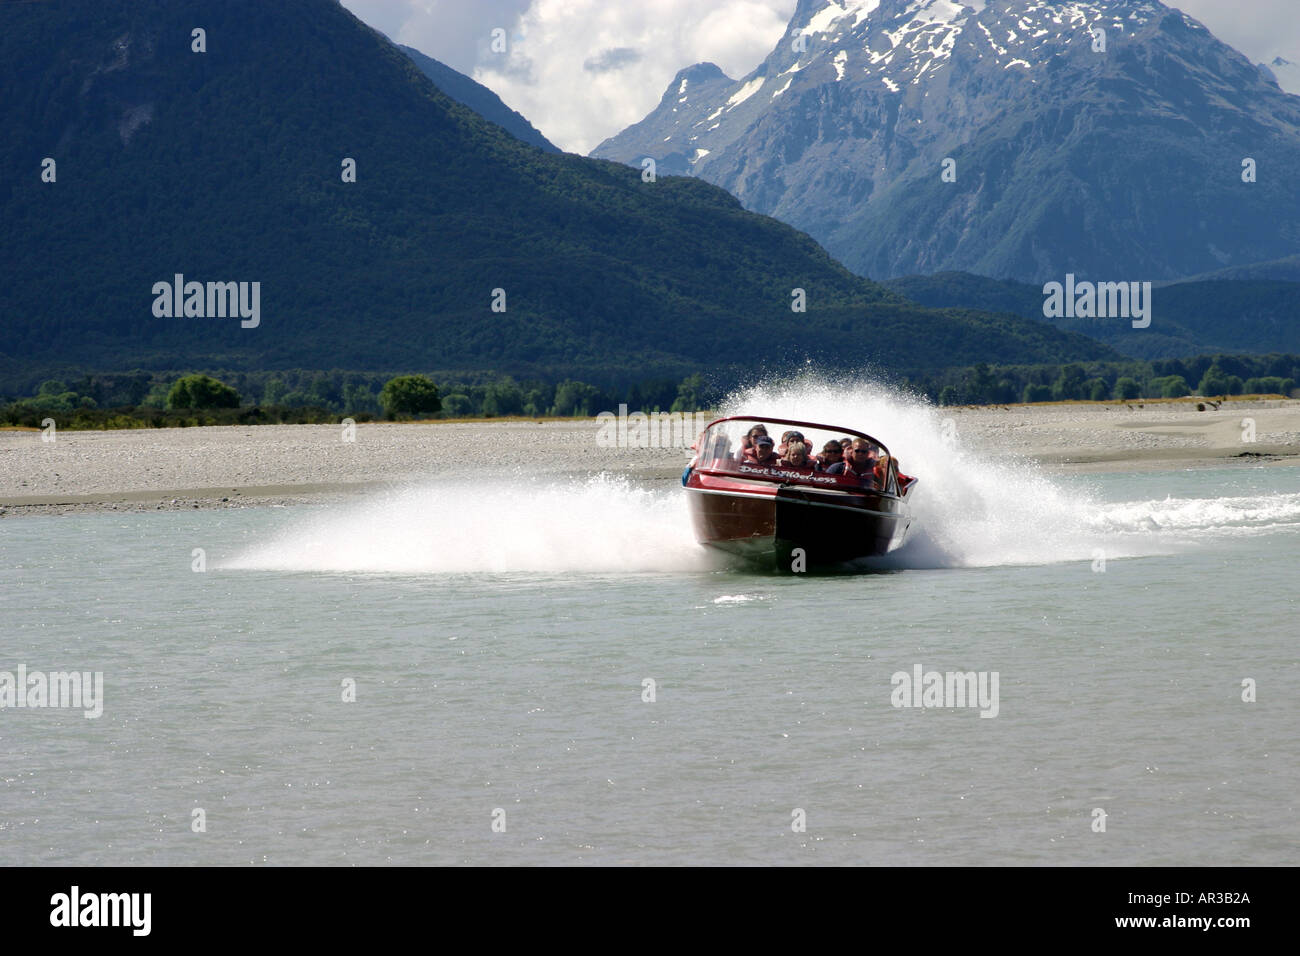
[878,455,909,489]
[779,441,814,471]
[838,438,879,488]
[776,430,806,457]
[874,453,891,488]
[748,435,780,467]
[816,441,845,472]
[737,424,769,462]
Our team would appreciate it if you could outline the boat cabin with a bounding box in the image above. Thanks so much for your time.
[691,416,907,496]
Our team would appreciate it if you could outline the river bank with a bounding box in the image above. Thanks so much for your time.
[3,399,1298,516]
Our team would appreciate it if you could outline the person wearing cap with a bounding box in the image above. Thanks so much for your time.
[776,429,806,457]
[748,434,780,467]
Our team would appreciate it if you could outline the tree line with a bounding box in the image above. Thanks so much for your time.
[921,354,1300,406]
[4,353,1297,431]
[0,371,716,429]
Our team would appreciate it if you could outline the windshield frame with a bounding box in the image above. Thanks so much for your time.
[690,415,900,495]
[694,415,892,459]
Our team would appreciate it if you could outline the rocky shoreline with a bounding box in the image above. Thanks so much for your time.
[3,400,1298,517]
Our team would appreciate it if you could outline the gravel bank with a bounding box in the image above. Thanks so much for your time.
[0,420,689,517]
[942,398,1300,470]
[3,401,1298,516]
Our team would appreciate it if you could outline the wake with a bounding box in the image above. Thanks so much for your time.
[223,377,1299,574]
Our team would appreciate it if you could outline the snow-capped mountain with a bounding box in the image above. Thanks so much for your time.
[1259,56,1300,95]
[592,0,1300,282]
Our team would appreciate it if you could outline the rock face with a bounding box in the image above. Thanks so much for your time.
[593,0,1300,283]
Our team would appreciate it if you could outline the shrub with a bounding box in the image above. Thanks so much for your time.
[1022,383,1052,403]
[166,374,240,409]
[480,379,523,418]
[1113,377,1142,400]
[440,393,474,417]
[1198,365,1232,397]
[550,380,602,417]
[379,375,442,419]
[1051,364,1087,401]
[1243,377,1295,396]
[1149,375,1190,398]
[342,383,378,416]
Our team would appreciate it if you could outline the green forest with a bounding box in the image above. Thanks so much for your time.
[5,354,1296,432]
[0,0,1115,392]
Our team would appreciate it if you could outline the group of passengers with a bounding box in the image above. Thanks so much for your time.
[732,424,904,491]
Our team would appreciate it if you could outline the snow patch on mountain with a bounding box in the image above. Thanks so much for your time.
[803,0,882,36]
[726,76,765,108]
[589,0,1300,283]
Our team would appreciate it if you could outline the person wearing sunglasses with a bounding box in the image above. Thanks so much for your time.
[835,438,879,489]
[737,424,770,462]
[815,440,844,472]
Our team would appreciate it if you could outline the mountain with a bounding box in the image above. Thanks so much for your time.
[1258,56,1300,95]
[887,272,1300,359]
[0,0,1118,392]
[396,42,560,153]
[1167,253,1300,284]
[592,0,1300,284]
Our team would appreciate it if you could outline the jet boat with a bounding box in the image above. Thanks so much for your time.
[683,416,918,570]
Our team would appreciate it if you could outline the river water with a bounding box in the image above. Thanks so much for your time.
[2,390,1297,865]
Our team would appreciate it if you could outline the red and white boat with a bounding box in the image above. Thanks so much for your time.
[683,416,918,570]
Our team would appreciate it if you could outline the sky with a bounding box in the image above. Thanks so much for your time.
[339,0,1300,154]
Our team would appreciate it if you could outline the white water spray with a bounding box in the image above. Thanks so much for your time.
[225,377,1299,575]
[223,474,714,574]
[721,377,1300,569]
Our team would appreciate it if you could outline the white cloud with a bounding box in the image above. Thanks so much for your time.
[1166,0,1300,68]
[344,0,796,153]
[341,0,1300,155]
[341,0,535,75]
[477,0,796,153]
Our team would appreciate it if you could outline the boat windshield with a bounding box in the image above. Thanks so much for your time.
[693,417,894,489]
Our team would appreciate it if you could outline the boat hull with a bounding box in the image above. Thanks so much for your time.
[686,472,912,570]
